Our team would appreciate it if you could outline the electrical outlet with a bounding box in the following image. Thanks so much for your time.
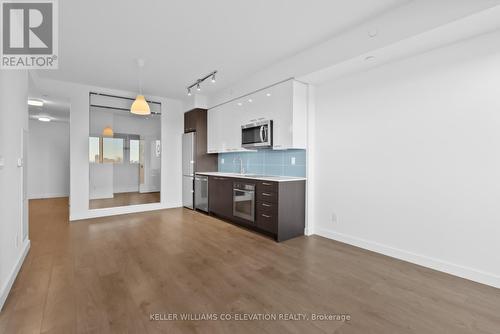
[221,158,225,164]
[291,157,296,165]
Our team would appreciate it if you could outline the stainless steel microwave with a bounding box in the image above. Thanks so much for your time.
[241,120,273,148]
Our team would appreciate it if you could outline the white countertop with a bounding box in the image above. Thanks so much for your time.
[196,172,306,182]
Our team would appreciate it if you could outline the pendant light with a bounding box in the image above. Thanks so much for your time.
[131,58,151,115]
[102,126,114,137]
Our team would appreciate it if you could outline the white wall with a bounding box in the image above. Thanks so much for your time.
[0,71,30,311]
[31,77,184,220]
[28,119,70,199]
[313,30,500,288]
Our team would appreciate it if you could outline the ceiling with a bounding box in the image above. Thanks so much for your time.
[28,97,70,123]
[36,0,407,99]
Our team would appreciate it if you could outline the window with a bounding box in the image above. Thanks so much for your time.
[89,137,100,163]
[88,135,138,164]
[102,138,124,163]
[129,139,140,164]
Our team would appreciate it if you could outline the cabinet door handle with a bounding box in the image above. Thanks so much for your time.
[262,214,271,218]
[262,203,271,207]
[262,182,272,186]
[262,193,272,196]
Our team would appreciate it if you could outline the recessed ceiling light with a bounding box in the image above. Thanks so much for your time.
[248,98,253,103]
[365,56,376,62]
[368,29,378,38]
[28,99,44,107]
[266,93,271,97]
[38,117,51,122]
[237,102,242,106]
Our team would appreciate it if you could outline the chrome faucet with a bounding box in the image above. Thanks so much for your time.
[233,156,245,174]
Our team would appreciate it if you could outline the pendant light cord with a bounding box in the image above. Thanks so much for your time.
[137,58,145,95]
[139,64,143,95]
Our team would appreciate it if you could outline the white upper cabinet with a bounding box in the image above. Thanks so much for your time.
[207,79,308,153]
[207,98,247,153]
[207,105,221,153]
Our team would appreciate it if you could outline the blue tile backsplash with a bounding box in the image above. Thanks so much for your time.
[218,149,306,177]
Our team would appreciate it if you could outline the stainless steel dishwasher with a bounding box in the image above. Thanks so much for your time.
[194,175,209,212]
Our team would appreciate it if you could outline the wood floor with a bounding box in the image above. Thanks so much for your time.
[1,198,500,334]
[89,192,161,209]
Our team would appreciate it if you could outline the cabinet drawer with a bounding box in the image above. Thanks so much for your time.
[256,181,278,193]
[257,190,278,203]
[256,211,277,234]
[256,201,277,214]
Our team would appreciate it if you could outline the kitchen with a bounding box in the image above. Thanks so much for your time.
[3,1,500,332]
[182,79,307,241]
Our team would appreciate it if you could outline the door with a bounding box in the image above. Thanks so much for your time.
[233,188,255,222]
[182,133,195,209]
[208,177,233,218]
[183,175,194,209]
[139,139,145,184]
[139,136,161,193]
[194,175,208,212]
[184,111,197,133]
[182,133,195,176]
[21,129,29,241]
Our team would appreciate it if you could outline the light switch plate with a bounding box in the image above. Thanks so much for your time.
[291,157,296,165]
[221,158,225,164]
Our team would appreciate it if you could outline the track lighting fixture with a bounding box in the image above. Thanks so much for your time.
[186,70,218,96]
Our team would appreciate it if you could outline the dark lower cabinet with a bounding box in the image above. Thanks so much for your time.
[208,176,233,219]
[207,175,305,242]
[256,203,278,234]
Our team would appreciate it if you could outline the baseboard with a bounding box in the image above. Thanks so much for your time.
[315,228,500,289]
[304,227,315,236]
[0,240,30,312]
[113,186,140,194]
[139,185,160,193]
[70,202,183,221]
[28,192,69,199]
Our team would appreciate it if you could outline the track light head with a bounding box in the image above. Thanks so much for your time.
[186,71,217,95]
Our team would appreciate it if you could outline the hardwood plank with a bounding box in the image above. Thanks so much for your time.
[1,198,500,334]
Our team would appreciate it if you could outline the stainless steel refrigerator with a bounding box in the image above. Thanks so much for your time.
[182,132,195,209]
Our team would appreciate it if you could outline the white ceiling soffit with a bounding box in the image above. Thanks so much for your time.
[208,1,500,107]
[35,0,408,98]
[299,4,500,84]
